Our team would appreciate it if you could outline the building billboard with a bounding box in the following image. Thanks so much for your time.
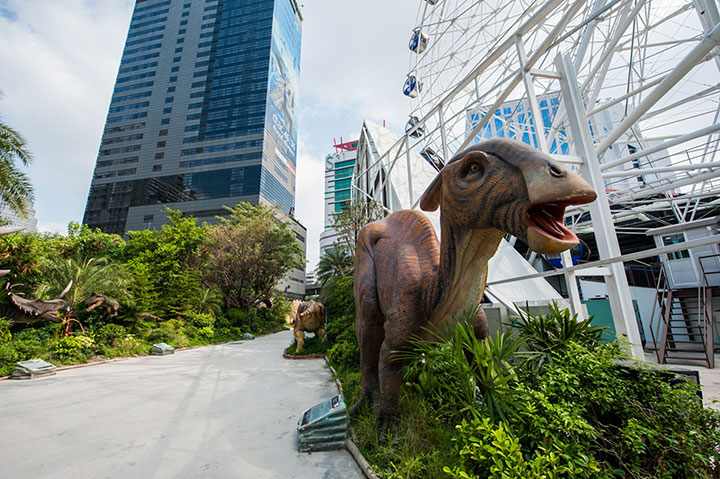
[261,0,301,212]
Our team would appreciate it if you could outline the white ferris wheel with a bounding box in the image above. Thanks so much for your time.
[353,0,720,358]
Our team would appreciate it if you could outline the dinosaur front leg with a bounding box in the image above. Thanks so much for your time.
[293,326,305,353]
[316,326,326,342]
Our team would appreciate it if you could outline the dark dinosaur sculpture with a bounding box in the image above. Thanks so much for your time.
[0,226,72,325]
[292,300,326,353]
[85,292,120,321]
[351,138,597,433]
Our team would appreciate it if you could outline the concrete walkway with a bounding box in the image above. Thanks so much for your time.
[0,330,364,479]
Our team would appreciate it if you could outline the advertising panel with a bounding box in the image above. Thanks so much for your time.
[266,0,301,169]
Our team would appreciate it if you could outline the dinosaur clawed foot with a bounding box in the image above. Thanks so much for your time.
[376,413,398,443]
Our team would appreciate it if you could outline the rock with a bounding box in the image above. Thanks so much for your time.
[11,359,56,380]
[242,333,255,340]
[297,395,348,453]
[150,343,174,355]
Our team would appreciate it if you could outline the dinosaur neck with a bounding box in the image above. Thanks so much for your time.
[429,217,504,329]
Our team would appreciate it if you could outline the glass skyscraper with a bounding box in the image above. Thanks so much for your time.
[83,0,302,234]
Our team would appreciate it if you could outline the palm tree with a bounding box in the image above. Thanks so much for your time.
[35,256,132,313]
[316,246,353,286]
[0,93,34,218]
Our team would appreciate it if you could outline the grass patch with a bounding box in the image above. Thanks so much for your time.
[351,389,458,479]
[283,335,329,356]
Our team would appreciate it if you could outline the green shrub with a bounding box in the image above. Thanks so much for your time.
[323,275,354,318]
[0,343,19,376]
[146,319,189,348]
[444,417,607,479]
[95,323,127,348]
[227,306,283,335]
[511,301,604,363]
[0,317,11,344]
[53,335,95,363]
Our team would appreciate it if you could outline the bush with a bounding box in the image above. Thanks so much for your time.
[146,319,189,348]
[53,335,95,364]
[0,343,19,376]
[94,323,127,348]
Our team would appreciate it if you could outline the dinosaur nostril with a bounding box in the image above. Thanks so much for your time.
[548,163,566,178]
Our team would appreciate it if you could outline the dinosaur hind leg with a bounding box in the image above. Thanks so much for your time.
[350,247,384,416]
[350,311,384,416]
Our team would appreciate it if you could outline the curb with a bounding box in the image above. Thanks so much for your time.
[324,357,379,479]
[282,352,326,360]
[281,350,379,478]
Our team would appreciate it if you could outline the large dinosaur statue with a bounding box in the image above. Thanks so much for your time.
[351,138,597,433]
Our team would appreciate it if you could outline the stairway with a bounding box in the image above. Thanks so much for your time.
[651,256,720,368]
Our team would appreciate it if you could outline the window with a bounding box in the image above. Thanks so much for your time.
[160,118,170,125]
[157,141,166,147]
[180,20,188,26]
[153,164,163,171]
[178,29,186,34]
[165,97,174,103]
[169,76,178,82]
[177,38,185,44]
[183,3,191,7]
[173,56,181,63]
[143,214,154,222]
[171,66,180,72]
[155,153,165,159]
[163,107,172,114]
[158,130,168,136]
[662,234,691,261]
[181,11,189,17]
[175,47,183,53]
[167,86,175,93]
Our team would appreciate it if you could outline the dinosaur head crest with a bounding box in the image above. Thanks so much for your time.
[419,138,596,255]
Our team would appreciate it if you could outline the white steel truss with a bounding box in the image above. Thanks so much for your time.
[351,0,720,357]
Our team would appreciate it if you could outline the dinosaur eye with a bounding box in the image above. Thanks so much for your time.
[469,163,481,173]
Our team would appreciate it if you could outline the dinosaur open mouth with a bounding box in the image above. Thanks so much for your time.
[526,202,577,243]
[86,299,103,312]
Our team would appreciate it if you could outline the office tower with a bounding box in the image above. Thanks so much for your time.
[83,0,302,234]
[318,138,357,256]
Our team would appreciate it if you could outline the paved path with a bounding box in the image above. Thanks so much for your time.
[0,330,364,479]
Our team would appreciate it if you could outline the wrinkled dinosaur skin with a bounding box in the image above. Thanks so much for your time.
[293,300,326,353]
[5,293,69,324]
[85,292,120,321]
[351,139,597,434]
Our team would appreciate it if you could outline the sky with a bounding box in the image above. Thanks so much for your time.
[0,0,418,271]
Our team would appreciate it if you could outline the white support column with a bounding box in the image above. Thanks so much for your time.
[556,52,645,359]
[515,34,585,318]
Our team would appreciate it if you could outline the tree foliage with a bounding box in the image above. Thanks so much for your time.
[316,246,353,286]
[0,93,34,219]
[125,209,209,317]
[34,256,132,312]
[330,199,385,256]
[202,203,304,309]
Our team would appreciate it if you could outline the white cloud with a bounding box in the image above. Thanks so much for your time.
[0,0,133,232]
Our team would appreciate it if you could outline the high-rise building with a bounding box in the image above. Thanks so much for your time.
[83,0,302,234]
[318,138,357,256]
